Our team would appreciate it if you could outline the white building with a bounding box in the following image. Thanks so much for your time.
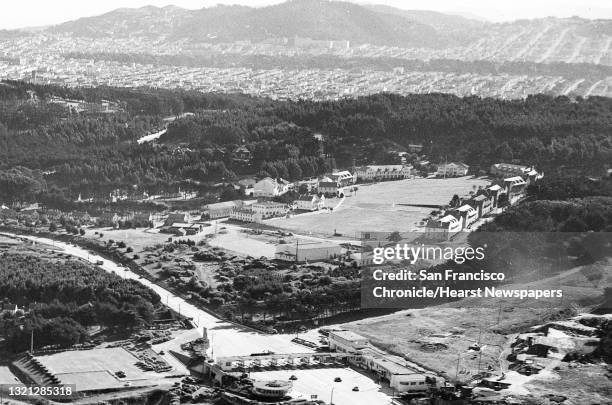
[504,176,527,195]
[318,181,339,196]
[230,209,263,223]
[456,204,478,229]
[328,330,369,353]
[470,194,493,218]
[330,170,355,187]
[490,163,531,178]
[295,194,325,211]
[354,165,413,182]
[203,200,254,219]
[424,214,462,241]
[252,201,288,219]
[436,162,469,177]
[357,350,442,393]
[327,330,445,394]
[275,240,342,262]
[253,177,289,198]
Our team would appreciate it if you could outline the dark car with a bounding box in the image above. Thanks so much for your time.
[289,375,298,381]
[352,386,359,392]
[334,377,342,382]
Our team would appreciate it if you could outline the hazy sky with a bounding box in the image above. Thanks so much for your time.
[2,0,611,30]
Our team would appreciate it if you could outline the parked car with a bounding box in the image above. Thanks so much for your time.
[289,375,298,381]
[352,386,359,392]
[334,377,342,382]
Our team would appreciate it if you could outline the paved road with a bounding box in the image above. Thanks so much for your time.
[3,232,308,359]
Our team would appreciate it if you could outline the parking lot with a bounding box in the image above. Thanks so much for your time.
[249,367,392,405]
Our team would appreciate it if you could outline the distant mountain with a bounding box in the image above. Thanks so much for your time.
[50,5,192,38]
[371,6,485,30]
[184,0,445,47]
[47,0,612,65]
[50,0,446,48]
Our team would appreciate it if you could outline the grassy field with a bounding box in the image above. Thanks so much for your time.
[270,176,490,238]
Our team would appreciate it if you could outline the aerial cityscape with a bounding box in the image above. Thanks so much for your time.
[0,1,611,405]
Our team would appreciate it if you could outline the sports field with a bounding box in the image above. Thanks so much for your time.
[270,176,489,238]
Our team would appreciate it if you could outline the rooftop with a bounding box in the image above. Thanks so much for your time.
[330,330,368,342]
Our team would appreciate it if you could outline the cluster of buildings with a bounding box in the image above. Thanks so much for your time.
[327,330,443,393]
[425,163,541,240]
[230,201,288,223]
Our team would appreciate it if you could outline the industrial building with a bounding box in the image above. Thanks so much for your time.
[275,240,342,262]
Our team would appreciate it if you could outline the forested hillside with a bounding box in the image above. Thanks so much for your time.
[460,176,612,284]
[1,80,611,206]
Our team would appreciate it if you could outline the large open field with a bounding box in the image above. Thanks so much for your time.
[270,176,490,238]
[35,348,154,392]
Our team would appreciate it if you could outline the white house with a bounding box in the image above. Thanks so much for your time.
[487,184,506,208]
[436,162,469,177]
[470,194,493,218]
[456,204,479,229]
[424,215,462,241]
[253,177,289,198]
[295,194,325,211]
[318,181,339,196]
[330,170,355,187]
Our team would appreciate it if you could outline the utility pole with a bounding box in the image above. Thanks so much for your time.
[295,239,299,263]
[30,329,34,353]
[455,352,461,381]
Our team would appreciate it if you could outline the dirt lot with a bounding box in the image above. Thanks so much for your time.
[83,228,171,255]
[525,362,612,405]
[338,260,611,391]
[270,176,490,238]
